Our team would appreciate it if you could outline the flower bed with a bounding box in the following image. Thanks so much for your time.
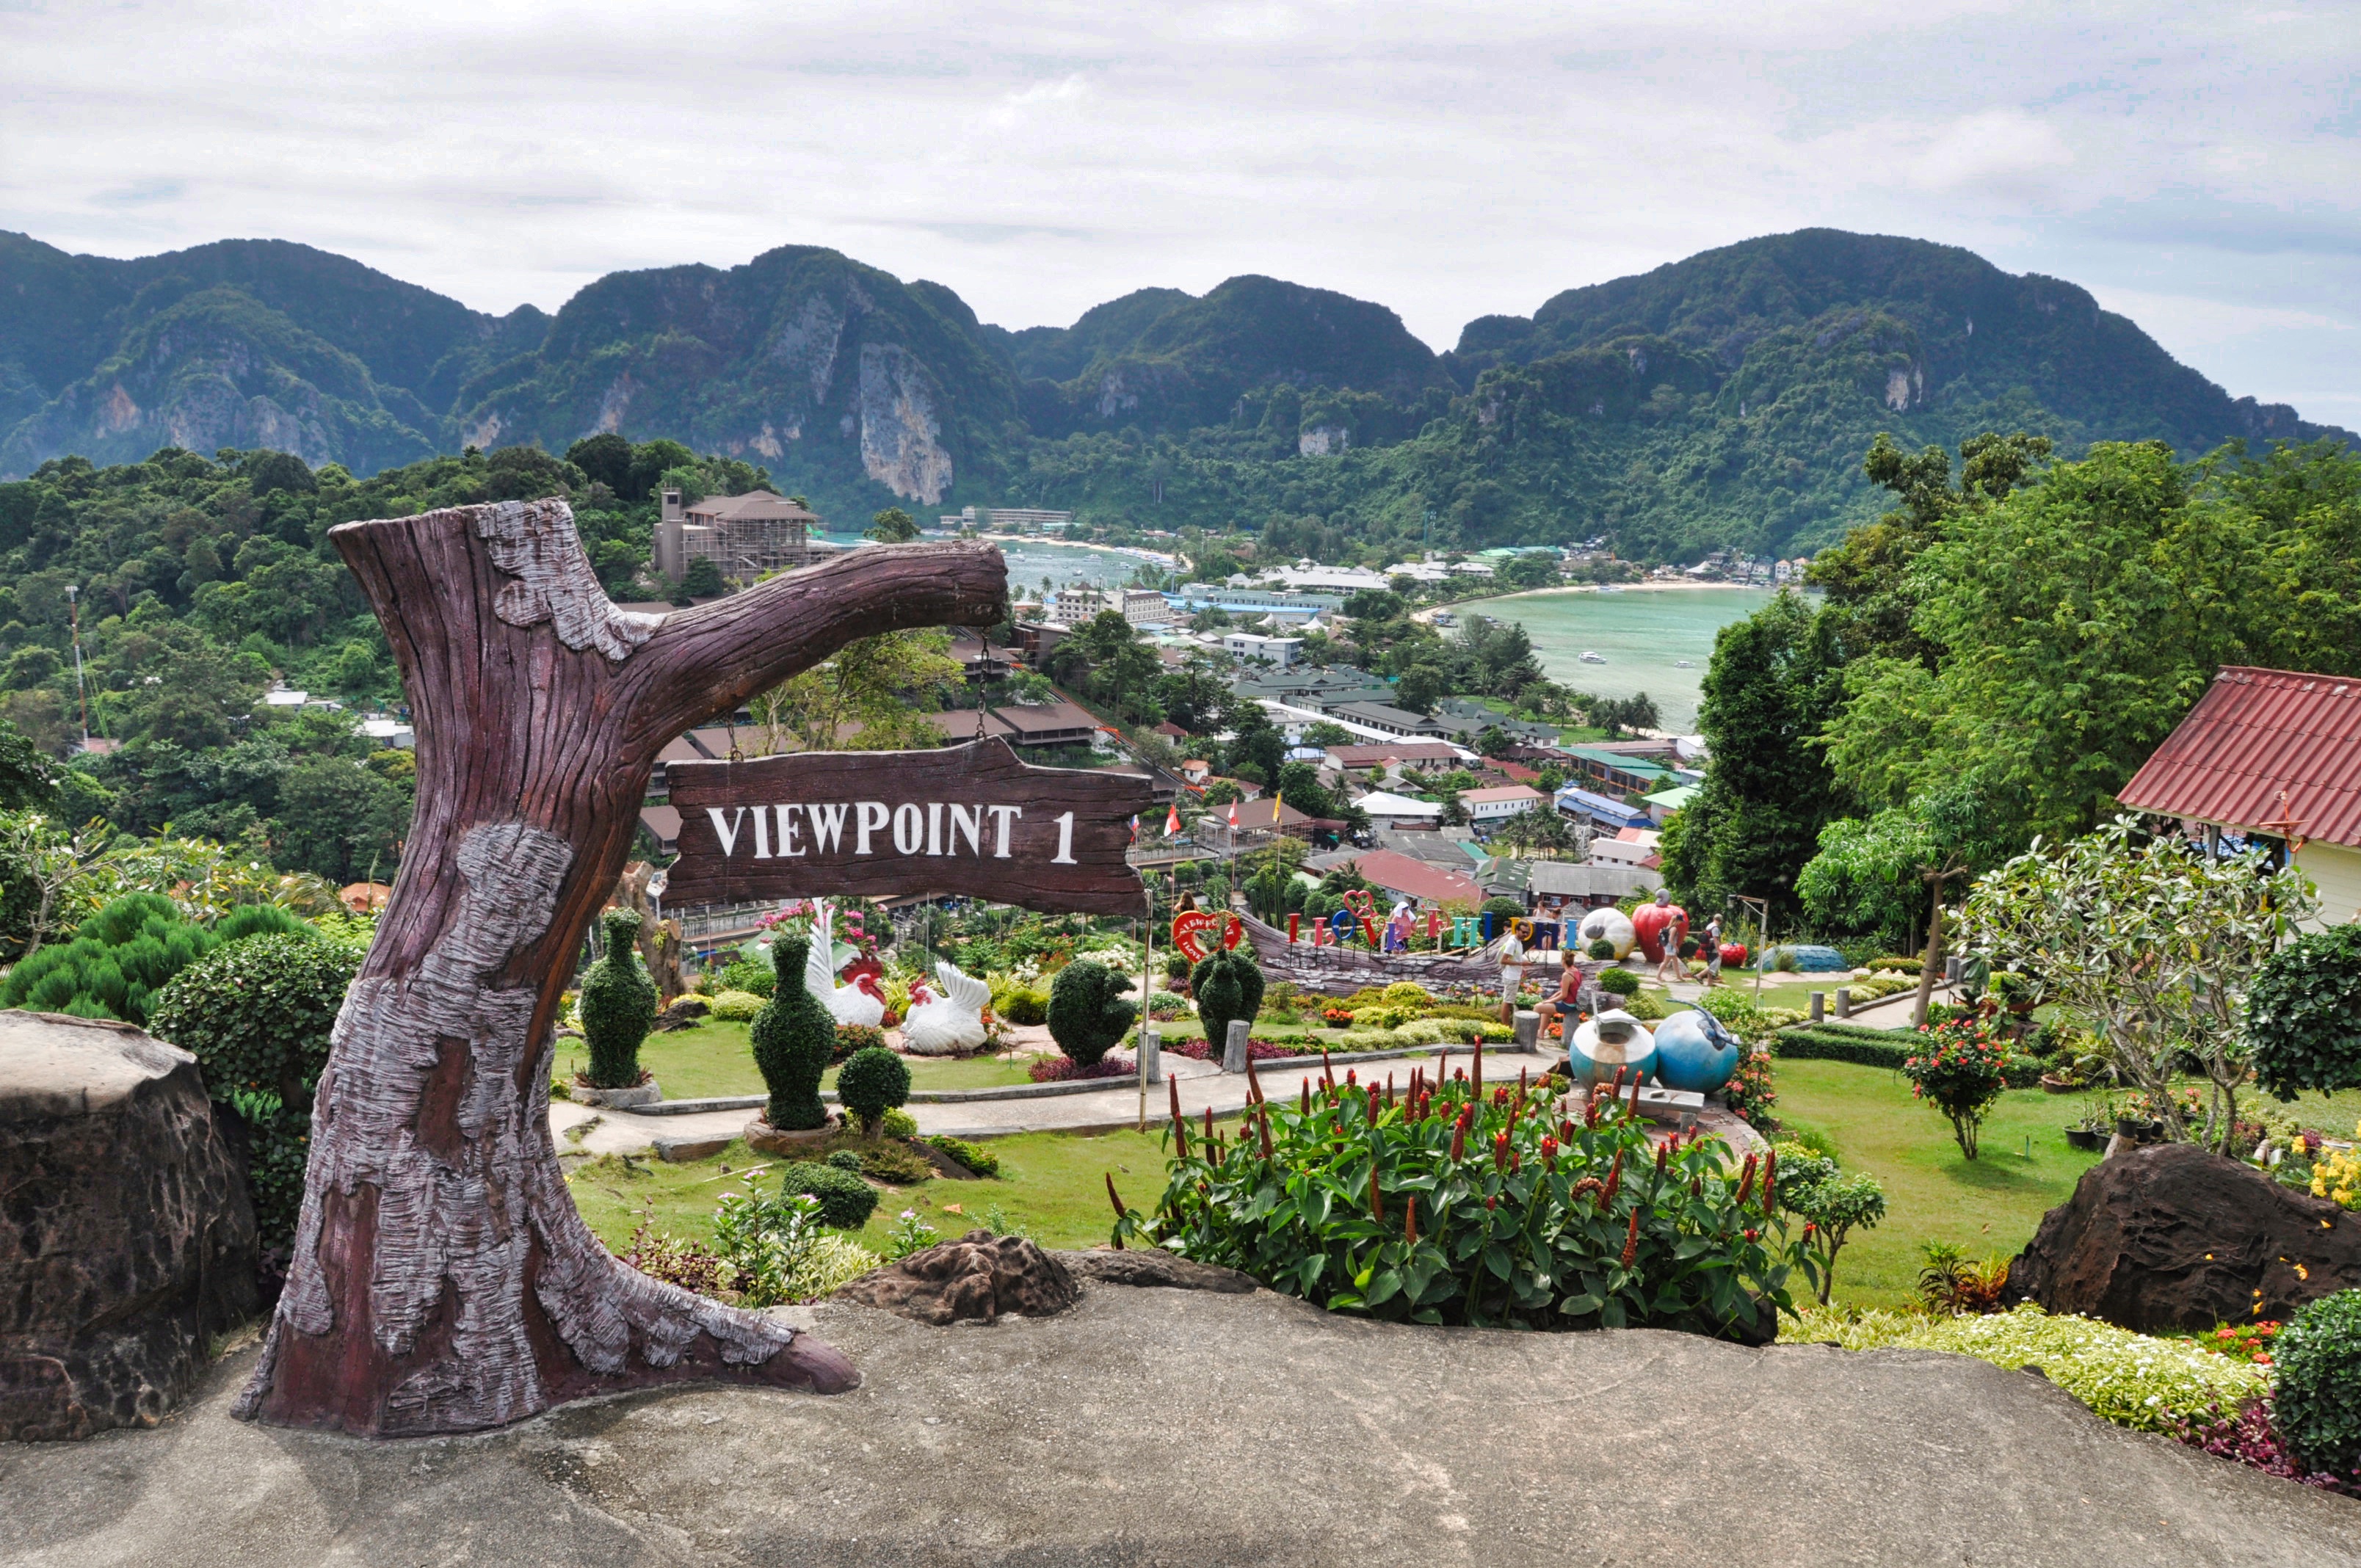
[1028,1052,1136,1083]
[1123,1061,1804,1337]
[1782,1304,2270,1431]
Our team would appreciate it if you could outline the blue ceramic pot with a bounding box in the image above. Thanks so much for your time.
[1650,1007,1741,1094]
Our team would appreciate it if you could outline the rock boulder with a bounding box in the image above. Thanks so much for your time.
[2004,1141,2361,1332]
[833,1230,1078,1324]
[0,1012,258,1442]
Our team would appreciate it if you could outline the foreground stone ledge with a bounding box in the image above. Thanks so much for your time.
[3,1285,2354,1566]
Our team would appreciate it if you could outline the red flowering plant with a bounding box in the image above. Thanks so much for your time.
[2205,1320,2281,1368]
[1109,1055,1806,1341]
[1902,1014,2013,1160]
[1723,1049,1777,1131]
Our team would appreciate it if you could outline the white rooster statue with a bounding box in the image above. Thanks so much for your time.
[899,961,992,1056]
[802,901,885,1028]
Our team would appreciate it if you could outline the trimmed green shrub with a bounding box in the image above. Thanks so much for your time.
[1586,937,1617,959]
[826,1150,863,1171]
[1999,1053,2046,1090]
[1048,959,1138,1067]
[2246,923,2361,1099]
[928,1134,1001,1177]
[752,935,834,1131]
[147,930,357,1250]
[579,909,659,1089]
[1622,989,1666,1022]
[1595,968,1641,997]
[1190,948,1264,1054]
[2274,1288,2361,1476]
[149,932,355,1108]
[717,954,776,998]
[1164,952,1191,981]
[778,1159,880,1229]
[0,893,304,1026]
[881,1106,918,1139]
[837,1045,913,1136]
[826,1133,933,1183]
[707,989,765,1021]
[1773,1026,1910,1070]
[998,987,1048,1026]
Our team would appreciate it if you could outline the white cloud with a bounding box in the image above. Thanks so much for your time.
[0,0,2352,413]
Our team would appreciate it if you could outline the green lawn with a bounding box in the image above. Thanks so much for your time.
[567,1128,1172,1257]
[552,1021,1042,1099]
[1772,1060,2107,1309]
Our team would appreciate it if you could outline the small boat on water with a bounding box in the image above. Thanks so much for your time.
[1579,650,1606,664]
[1674,658,1694,667]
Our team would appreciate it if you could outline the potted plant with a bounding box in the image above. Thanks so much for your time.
[1321,1006,1355,1029]
[2064,1101,2108,1152]
[2111,1093,2164,1144]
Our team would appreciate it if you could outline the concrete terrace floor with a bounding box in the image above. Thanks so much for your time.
[4,1282,2354,1567]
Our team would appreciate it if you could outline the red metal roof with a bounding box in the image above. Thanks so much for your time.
[2116,666,2361,848]
[1330,849,1481,906]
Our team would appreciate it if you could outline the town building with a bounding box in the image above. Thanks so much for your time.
[653,490,830,583]
[1324,741,1463,776]
[1322,701,1456,739]
[1222,632,1303,668]
[1525,860,1664,915]
[937,506,1075,534]
[1460,784,1549,824]
[2116,664,2361,928]
[1353,791,1445,829]
[1589,826,1663,869]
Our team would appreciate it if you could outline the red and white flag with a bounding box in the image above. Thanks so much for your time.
[1164,802,1183,837]
[1227,797,1239,829]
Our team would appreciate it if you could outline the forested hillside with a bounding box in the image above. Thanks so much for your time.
[1,227,2346,562]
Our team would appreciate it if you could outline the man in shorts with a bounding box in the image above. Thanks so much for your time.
[1702,914,1725,987]
[1498,922,1526,1025]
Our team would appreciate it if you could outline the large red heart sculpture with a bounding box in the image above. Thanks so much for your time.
[1171,910,1242,963]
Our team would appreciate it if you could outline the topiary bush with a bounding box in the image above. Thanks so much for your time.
[579,909,659,1089]
[1587,937,1617,960]
[707,989,765,1021]
[1190,948,1264,1054]
[778,1158,880,1229]
[2246,923,2361,1099]
[1595,968,1641,998]
[0,893,305,1026]
[837,1045,913,1136]
[2273,1288,2361,1478]
[752,935,834,1131]
[147,929,358,1249]
[1047,959,1138,1067]
[717,952,777,998]
[998,987,1048,1026]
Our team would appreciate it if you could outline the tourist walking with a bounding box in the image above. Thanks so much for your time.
[1498,922,1526,1025]
[1702,914,1724,987]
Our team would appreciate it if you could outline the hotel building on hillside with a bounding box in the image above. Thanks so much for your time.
[653,490,833,584]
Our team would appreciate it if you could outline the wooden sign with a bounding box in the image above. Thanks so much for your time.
[662,738,1155,915]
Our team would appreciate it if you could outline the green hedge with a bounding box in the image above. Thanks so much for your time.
[1773,1026,1910,1070]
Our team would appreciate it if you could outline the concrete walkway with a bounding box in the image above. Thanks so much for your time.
[552,1045,1559,1155]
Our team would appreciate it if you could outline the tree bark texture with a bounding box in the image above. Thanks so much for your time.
[234,500,1006,1436]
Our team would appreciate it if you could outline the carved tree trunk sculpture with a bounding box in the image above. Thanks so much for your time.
[615,862,686,1004]
[233,499,1005,1436]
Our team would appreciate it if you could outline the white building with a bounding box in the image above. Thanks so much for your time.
[1590,827,1663,868]
[1115,589,1173,627]
[1354,791,1444,828]
[937,506,1075,534]
[1224,632,1303,668]
[1460,784,1548,823]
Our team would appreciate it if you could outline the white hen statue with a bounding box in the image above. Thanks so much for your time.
[899,961,992,1056]
[803,901,885,1028]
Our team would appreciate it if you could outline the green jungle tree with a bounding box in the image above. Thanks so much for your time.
[752,934,835,1131]
[579,909,660,1089]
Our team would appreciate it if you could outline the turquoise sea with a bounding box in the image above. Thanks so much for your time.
[1459,587,1786,733]
[819,534,1147,593]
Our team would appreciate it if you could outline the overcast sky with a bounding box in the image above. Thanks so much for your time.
[5,1,2355,424]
